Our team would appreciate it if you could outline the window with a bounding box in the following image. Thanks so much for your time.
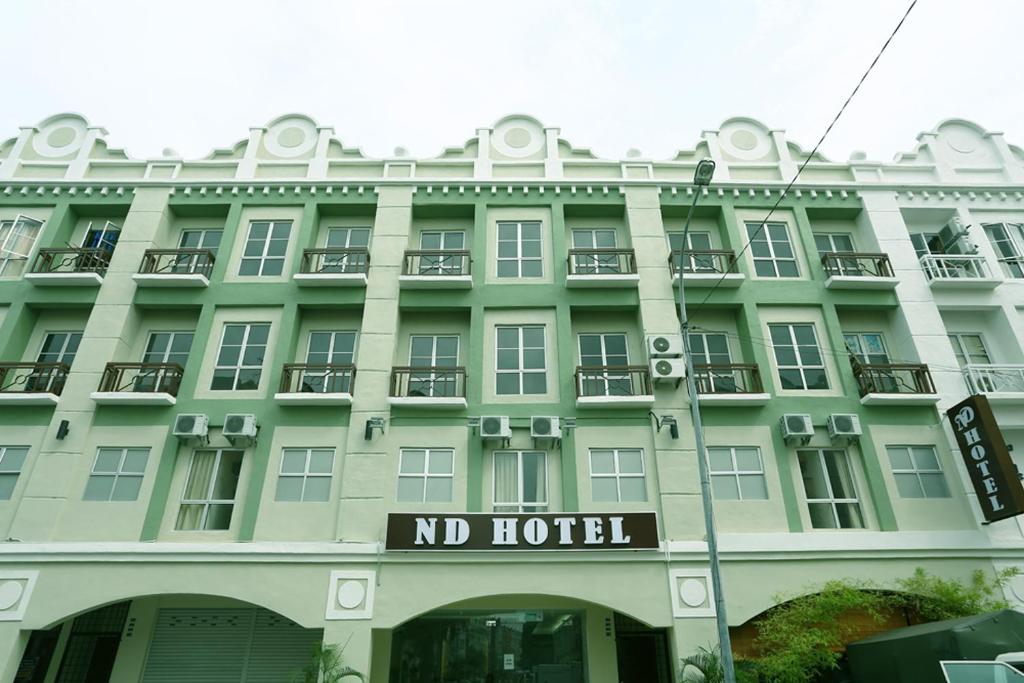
[37,331,83,366]
[211,323,270,391]
[239,221,291,276]
[948,333,991,367]
[797,448,864,529]
[886,445,950,499]
[418,230,465,275]
[493,451,547,513]
[590,449,646,502]
[747,222,798,277]
[276,448,333,502]
[323,227,371,273]
[983,223,1024,278]
[83,447,149,501]
[815,233,862,275]
[82,221,120,254]
[176,449,243,530]
[910,232,944,258]
[0,446,28,500]
[143,331,194,366]
[397,448,454,503]
[668,231,715,272]
[179,229,223,252]
[578,333,631,396]
[408,335,460,397]
[769,323,828,390]
[707,447,768,500]
[689,331,737,393]
[496,221,542,278]
[571,229,620,274]
[843,333,889,365]
[496,326,546,395]
[301,330,356,393]
[0,215,43,276]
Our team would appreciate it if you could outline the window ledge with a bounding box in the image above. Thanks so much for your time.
[398,274,472,289]
[90,391,176,406]
[697,393,771,406]
[566,273,640,288]
[0,393,59,406]
[860,393,940,406]
[387,396,468,409]
[824,275,898,290]
[927,277,1001,291]
[275,392,352,406]
[293,273,367,287]
[132,273,209,288]
[673,273,745,288]
[576,395,655,409]
[977,391,1024,406]
[24,272,103,286]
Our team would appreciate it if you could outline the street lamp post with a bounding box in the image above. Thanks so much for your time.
[677,158,737,683]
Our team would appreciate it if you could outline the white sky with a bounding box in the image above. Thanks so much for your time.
[4,0,1023,163]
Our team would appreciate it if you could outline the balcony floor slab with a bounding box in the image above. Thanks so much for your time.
[697,393,771,406]
[673,273,745,288]
[566,274,640,288]
[0,393,59,405]
[387,396,468,409]
[860,393,941,406]
[25,272,103,286]
[275,392,353,405]
[575,395,655,409]
[91,391,176,406]
[132,273,209,288]
[398,275,472,289]
[293,273,367,287]
[825,276,899,290]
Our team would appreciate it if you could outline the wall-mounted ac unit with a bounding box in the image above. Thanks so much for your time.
[172,414,208,441]
[479,416,511,440]
[650,357,686,382]
[531,416,561,440]
[223,413,258,445]
[646,334,683,358]
[780,414,814,445]
[827,414,863,441]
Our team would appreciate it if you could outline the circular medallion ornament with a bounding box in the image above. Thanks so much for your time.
[0,581,23,610]
[679,578,707,608]
[336,580,366,609]
[263,116,318,158]
[731,130,758,151]
[491,116,545,158]
[32,115,88,158]
[718,118,772,161]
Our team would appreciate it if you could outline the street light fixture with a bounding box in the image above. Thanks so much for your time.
[676,157,738,683]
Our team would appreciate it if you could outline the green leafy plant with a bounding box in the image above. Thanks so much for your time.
[893,567,1018,622]
[680,644,724,683]
[293,642,364,683]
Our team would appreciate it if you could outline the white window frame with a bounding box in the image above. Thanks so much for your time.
[982,222,1024,278]
[707,446,768,500]
[947,332,992,367]
[397,448,455,503]
[667,231,716,273]
[276,448,334,502]
[0,214,44,276]
[886,445,951,499]
[176,449,243,531]
[588,448,647,502]
[797,448,865,529]
[493,450,548,513]
[143,330,194,366]
[747,221,799,277]
[769,323,829,390]
[0,446,29,501]
[211,322,270,391]
[495,325,546,395]
[37,330,83,365]
[813,232,856,254]
[408,335,460,398]
[496,221,542,278]
[239,220,292,276]
[577,332,631,397]
[418,230,466,275]
[83,447,149,502]
[82,220,121,252]
[842,332,890,365]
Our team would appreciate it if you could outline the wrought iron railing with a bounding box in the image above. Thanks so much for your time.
[401,250,471,277]
[963,364,1024,394]
[98,362,184,395]
[853,363,935,396]
[138,249,215,278]
[574,365,652,397]
[299,248,370,275]
[567,249,638,275]
[820,252,894,278]
[389,366,467,398]
[693,363,764,394]
[0,362,70,395]
[30,248,110,275]
[279,363,356,394]
[919,254,993,281]
[668,249,738,276]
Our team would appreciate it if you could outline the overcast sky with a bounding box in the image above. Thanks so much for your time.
[4,0,1022,163]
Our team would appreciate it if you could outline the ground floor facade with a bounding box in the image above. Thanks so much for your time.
[2,534,1021,683]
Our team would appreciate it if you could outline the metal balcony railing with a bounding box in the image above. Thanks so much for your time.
[389,366,467,398]
[138,249,215,277]
[919,254,993,281]
[574,365,652,398]
[668,249,738,276]
[0,362,70,395]
[299,248,370,275]
[30,248,110,275]
[98,362,184,395]
[401,250,471,277]
[693,363,764,394]
[963,364,1024,394]
[820,252,894,278]
[279,363,356,394]
[567,249,638,275]
[853,363,936,396]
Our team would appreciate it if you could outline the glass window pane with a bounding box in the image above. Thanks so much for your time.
[496,350,519,370]
[0,474,16,500]
[894,472,923,498]
[83,476,115,501]
[522,453,546,503]
[619,478,647,502]
[401,450,426,474]
[496,328,519,349]
[777,261,799,277]
[279,450,306,474]
[425,478,453,503]
[122,449,149,474]
[804,369,829,390]
[887,447,913,471]
[247,324,269,345]
[920,473,950,498]
[235,369,261,390]
[212,452,242,499]
[206,504,234,530]
[707,448,733,472]
[911,446,940,471]
[835,503,864,529]
[276,476,303,501]
[799,452,829,499]
[496,373,520,395]
[111,476,143,501]
[520,260,543,277]
[521,373,547,394]
[808,503,838,529]
[427,450,453,475]
[734,448,761,472]
[0,448,27,472]
[824,454,856,499]
[522,327,544,348]
[738,475,768,500]
[618,450,644,474]
[94,449,123,473]
[778,369,805,390]
[579,335,601,356]
[309,450,334,474]
[303,477,331,502]
[397,477,425,502]
[521,223,540,240]
[210,369,237,390]
[591,478,619,502]
[590,451,615,475]
[523,349,545,370]
[711,475,740,500]
[497,223,517,240]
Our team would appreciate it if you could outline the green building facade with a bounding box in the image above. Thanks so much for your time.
[0,113,1021,682]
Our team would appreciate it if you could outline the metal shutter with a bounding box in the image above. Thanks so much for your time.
[142,609,252,683]
[245,611,324,682]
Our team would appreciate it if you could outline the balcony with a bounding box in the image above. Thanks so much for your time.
[820,252,898,290]
[399,251,472,289]
[90,362,182,405]
[388,366,467,409]
[574,365,654,408]
[0,363,69,405]
[274,363,355,405]
[294,248,369,286]
[133,249,215,287]
[693,363,770,406]
[963,364,1024,405]
[920,254,1000,290]
[24,248,109,286]
[853,363,939,405]
[566,249,639,288]
[669,249,744,287]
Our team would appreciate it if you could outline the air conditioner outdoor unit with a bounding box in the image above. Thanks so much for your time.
[780,414,814,445]
[650,357,686,382]
[646,334,683,358]
[172,414,208,441]
[223,413,258,445]
[479,416,511,440]
[531,416,561,440]
[827,414,863,441]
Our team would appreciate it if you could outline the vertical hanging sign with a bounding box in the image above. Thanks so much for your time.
[946,394,1024,523]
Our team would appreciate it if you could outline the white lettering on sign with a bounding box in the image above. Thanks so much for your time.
[523,518,548,546]
[553,517,576,544]
[583,517,604,544]
[444,518,469,545]
[609,516,631,544]
[492,518,518,545]
[953,402,1004,514]
[414,517,437,545]
[954,406,975,430]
